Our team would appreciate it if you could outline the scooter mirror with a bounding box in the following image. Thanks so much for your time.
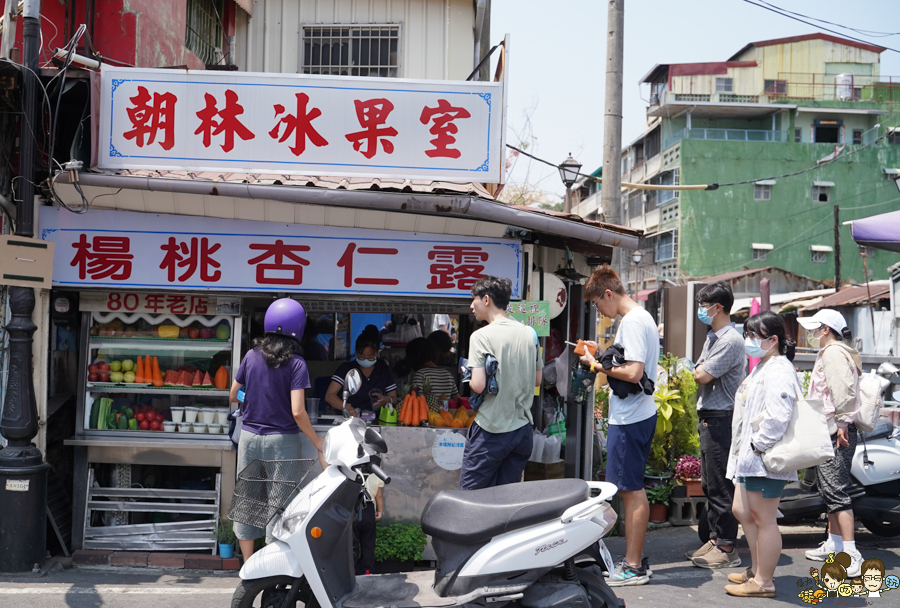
[364,427,388,454]
[343,368,362,400]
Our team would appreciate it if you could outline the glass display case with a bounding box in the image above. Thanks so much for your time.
[78,310,239,440]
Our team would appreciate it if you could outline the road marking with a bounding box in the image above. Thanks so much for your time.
[0,586,235,595]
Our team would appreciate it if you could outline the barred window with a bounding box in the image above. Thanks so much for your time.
[302,25,400,77]
[185,0,223,66]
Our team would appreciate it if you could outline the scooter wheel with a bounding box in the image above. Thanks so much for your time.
[232,575,318,608]
[860,517,900,538]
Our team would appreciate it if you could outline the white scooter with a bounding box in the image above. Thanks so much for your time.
[231,370,622,608]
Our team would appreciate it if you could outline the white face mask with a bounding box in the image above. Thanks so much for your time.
[357,357,377,368]
[807,327,823,349]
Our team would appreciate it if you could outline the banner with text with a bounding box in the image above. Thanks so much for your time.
[40,207,521,298]
[98,66,505,182]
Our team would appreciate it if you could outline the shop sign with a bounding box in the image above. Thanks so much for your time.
[506,301,551,337]
[40,207,522,298]
[78,291,225,315]
[99,65,505,183]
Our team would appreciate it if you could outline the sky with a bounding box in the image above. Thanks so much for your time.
[491,0,900,200]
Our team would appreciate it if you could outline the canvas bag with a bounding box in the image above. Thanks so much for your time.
[751,376,834,473]
[855,370,885,433]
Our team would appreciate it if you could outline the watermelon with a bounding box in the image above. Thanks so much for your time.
[164,370,180,386]
[192,370,202,387]
[201,371,214,388]
[179,370,193,387]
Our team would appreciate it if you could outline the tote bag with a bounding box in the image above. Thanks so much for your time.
[752,393,834,473]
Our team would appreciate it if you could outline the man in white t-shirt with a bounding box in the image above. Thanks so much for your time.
[579,266,658,587]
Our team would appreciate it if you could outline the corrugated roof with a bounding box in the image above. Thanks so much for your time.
[699,266,821,285]
[509,205,641,237]
[86,169,496,199]
[802,282,891,311]
[729,33,886,61]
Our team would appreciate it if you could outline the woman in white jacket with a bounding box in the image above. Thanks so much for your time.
[798,309,863,576]
[725,311,798,598]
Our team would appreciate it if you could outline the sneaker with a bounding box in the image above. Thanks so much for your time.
[805,537,835,562]
[642,556,653,578]
[607,560,650,587]
[692,546,742,569]
[685,540,715,561]
[727,567,755,585]
[846,550,863,578]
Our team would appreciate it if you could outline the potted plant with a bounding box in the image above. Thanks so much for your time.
[373,523,427,573]
[648,355,700,479]
[217,517,237,558]
[674,454,703,497]
[645,482,673,523]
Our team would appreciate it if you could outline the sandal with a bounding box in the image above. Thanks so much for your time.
[725,579,775,598]
[727,567,755,585]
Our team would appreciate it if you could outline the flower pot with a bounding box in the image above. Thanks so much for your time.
[685,478,704,497]
[671,484,686,498]
[219,543,235,558]
[649,503,668,523]
[644,473,672,486]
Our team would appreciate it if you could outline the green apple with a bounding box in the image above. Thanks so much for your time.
[109,371,125,383]
[109,360,122,372]
[121,359,134,372]
[123,371,136,383]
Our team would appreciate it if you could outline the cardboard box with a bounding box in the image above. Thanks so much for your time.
[525,460,565,481]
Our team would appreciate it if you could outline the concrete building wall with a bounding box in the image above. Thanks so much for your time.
[234,0,476,79]
[677,137,900,283]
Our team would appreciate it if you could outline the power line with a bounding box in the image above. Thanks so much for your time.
[755,1,900,38]
[741,0,900,54]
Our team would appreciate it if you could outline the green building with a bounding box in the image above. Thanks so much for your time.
[579,33,900,293]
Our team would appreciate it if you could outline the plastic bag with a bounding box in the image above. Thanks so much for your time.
[546,408,566,446]
[542,435,561,463]
[530,431,546,462]
[542,359,558,386]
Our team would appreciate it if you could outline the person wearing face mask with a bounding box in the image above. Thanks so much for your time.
[724,311,798,598]
[325,326,398,418]
[687,282,747,570]
[797,309,863,576]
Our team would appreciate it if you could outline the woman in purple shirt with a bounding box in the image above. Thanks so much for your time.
[229,299,323,562]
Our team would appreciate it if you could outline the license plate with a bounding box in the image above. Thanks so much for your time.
[598,540,614,573]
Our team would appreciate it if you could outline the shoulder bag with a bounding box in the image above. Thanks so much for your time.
[751,369,835,473]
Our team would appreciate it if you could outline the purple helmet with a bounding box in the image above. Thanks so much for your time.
[264,298,306,340]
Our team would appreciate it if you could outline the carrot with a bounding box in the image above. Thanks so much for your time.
[152,356,163,387]
[135,356,144,383]
[419,396,428,423]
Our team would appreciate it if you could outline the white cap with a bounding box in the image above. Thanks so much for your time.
[797,309,847,334]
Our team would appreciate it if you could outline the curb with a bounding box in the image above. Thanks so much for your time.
[73,550,242,572]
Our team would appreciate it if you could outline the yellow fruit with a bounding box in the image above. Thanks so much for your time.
[157,325,180,339]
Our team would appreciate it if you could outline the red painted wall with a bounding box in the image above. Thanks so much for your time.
[3,0,216,69]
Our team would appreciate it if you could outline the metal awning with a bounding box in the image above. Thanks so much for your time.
[751,243,774,250]
[58,172,642,251]
[810,245,834,252]
[796,107,888,116]
[813,180,835,187]
[637,288,658,301]
[754,180,776,186]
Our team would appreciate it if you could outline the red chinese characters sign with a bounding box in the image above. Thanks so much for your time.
[41,207,522,298]
[100,66,505,183]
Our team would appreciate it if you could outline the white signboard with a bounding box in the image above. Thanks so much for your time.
[39,207,522,298]
[432,431,467,471]
[98,66,505,182]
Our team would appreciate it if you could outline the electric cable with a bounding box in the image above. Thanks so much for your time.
[740,0,900,54]
[754,1,900,38]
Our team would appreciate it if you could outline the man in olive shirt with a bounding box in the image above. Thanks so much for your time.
[459,276,542,490]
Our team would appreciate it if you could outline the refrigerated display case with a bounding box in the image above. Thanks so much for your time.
[77,310,239,440]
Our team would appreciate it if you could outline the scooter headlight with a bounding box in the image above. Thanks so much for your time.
[322,432,333,463]
[281,509,310,535]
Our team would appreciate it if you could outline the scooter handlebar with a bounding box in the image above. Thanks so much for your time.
[370,463,391,485]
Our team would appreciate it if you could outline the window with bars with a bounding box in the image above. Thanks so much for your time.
[754,184,772,201]
[655,230,678,262]
[302,25,400,77]
[716,78,733,93]
[185,0,223,66]
[811,250,828,264]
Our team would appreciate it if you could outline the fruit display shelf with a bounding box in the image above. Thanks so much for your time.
[86,385,229,396]
[89,339,230,351]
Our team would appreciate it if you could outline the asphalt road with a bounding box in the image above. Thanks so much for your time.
[0,524,897,608]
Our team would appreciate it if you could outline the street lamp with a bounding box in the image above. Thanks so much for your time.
[632,250,643,265]
[559,153,582,214]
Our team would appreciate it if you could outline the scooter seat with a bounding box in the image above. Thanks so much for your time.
[421,479,589,544]
[859,418,894,442]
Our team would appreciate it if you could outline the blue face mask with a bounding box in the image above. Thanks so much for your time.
[697,305,717,326]
[744,337,772,358]
[357,358,377,368]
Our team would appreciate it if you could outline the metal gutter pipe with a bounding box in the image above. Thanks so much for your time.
[65,172,639,250]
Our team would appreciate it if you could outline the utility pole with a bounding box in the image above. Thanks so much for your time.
[601,0,624,271]
[833,205,841,292]
[0,0,49,573]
